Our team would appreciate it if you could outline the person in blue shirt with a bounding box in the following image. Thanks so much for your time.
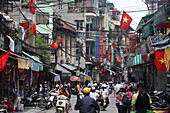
[75,87,100,113]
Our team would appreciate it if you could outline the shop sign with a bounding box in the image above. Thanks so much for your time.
[154,5,168,27]
[50,54,55,63]
[18,58,29,69]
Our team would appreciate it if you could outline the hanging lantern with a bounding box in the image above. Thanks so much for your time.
[100,69,103,72]
[112,42,116,48]
[94,67,98,70]
[103,69,106,72]
[3,65,12,75]
[97,67,100,70]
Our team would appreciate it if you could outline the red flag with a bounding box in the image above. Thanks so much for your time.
[27,0,35,15]
[0,49,10,72]
[30,24,37,37]
[117,57,122,64]
[120,11,132,30]
[19,22,29,39]
[29,19,43,37]
[155,51,169,71]
[50,40,63,49]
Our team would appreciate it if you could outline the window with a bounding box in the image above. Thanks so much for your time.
[38,34,49,43]
[75,20,83,31]
[36,12,49,24]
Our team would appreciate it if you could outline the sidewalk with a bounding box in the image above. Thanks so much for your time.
[14,107,44,113]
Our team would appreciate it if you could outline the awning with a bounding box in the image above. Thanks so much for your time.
[152,38,169,47]
[59,63,77,71]
[133,54,143,65]
[55,64,71,74]
[50,72,61,81]
[22,51,43,71]
[85,13,97,17]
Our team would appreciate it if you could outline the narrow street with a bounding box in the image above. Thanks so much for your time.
[38,94,118,113]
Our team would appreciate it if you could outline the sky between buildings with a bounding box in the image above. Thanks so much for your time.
[108,0,148,30]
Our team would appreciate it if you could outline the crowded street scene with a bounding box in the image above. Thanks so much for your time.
[0,0,170,113]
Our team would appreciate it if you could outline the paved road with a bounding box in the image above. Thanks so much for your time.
[39,94,118,113]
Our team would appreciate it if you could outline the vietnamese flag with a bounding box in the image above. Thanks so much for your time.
[120,11,132,30]
[0,49,10,72]
[50,40,63,49]
[27,0,35,15]
[155,51,168,71]
[117,57,122,64]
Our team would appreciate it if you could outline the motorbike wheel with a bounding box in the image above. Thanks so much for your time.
[38,100,45,108]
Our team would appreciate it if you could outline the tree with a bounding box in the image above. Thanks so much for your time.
[35,36,50,64]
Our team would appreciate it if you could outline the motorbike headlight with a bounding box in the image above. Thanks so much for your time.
[59,102,63,105]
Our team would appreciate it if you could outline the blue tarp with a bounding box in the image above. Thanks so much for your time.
[152,38,169,46]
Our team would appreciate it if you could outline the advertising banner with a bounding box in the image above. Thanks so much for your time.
[95,32,100,61]
[100,32,103,62]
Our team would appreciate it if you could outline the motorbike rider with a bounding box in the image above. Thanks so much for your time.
[90,87,99,101]
[56,84,69,98]
[49,84,60,94]
[100,84,109,109]
[75,87,100,113]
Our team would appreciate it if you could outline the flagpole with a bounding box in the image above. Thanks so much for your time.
[19,0,22,23]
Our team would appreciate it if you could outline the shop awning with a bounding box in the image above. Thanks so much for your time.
[55,64,71,74]
[22,51,43,71]
[152,38,169,47]
[133,54,143,65]
[59,63,77,71]
[50,72,61,81]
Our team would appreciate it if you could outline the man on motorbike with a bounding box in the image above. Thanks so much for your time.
[75,87,100,113]
[100,84,109,110]
[57,84,69,98]
[49,84,60,94]
[90,87,99,101]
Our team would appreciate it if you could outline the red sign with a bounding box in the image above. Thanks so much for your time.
[100,32,103,62]
[107,45,112,60]
[129,39,136,53]
[129,34,136,40]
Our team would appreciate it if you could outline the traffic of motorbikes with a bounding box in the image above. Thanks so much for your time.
[1,82,170,113]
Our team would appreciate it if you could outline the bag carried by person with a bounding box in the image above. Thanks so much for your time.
[122,94,131,106]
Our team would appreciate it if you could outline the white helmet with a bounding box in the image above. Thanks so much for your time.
[102,84,107,88]
[55,84,59,88]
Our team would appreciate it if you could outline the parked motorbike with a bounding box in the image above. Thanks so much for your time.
[22,92,42,108]
[49,92,58,106]
[38,92,51,109]
[56,95,68,113]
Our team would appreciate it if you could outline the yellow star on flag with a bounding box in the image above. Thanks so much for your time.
[54,42,58,46]
[160,58,165,64]
[123,17,129,23]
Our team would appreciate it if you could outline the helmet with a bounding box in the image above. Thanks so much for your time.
[91,87,95,91]
[63,84,67,88]
[55,84,59,88]
[83,87,90,94]
[101,84,107,88]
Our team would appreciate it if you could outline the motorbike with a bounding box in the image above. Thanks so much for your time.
[56,95,68,113]
[100,94,108,111]
[49,92,58,106]
[38,92,52,109]
[22,92,42,108]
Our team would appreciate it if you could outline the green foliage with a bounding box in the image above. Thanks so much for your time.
[35,36,50,64]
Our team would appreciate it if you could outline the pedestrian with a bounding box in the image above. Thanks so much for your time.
[75,87,100,113]
[67,83,72,110]
[131,83,152,113]
[76,82,81,103]
[114,81,122,97]
[13,90,21,112]
[116,85,126,113]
